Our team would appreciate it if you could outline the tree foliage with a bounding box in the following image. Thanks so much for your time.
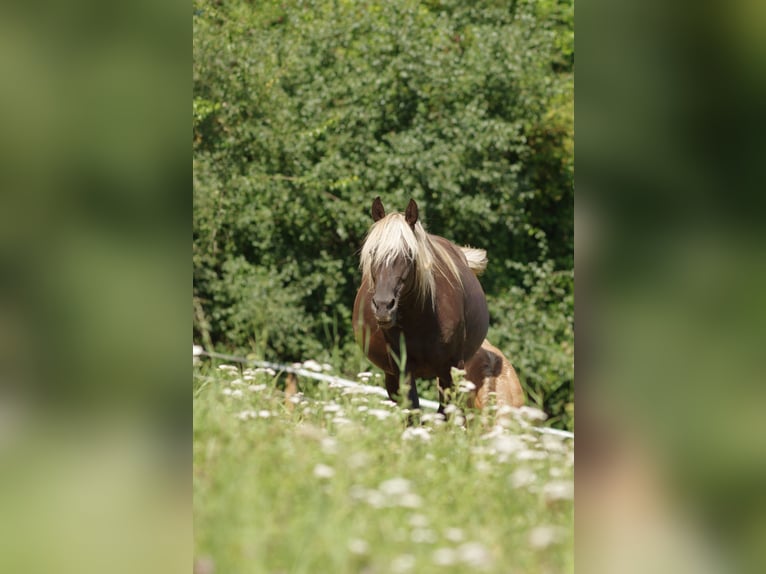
[193,0,574,428]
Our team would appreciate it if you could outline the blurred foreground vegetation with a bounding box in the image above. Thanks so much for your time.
[193,0,573,429]
[194,362,574,572]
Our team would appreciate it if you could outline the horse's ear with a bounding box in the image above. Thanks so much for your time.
[371,196,385,221]
[405,199,419,227]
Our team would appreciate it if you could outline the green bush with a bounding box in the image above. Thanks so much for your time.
[193,0,574,429]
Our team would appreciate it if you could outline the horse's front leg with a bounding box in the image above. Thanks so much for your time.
[437,371,454,416]
[406,373,420,411]
[383,371,400,403]
[384,372,420,413]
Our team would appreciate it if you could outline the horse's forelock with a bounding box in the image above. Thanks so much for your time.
[360,214,463,305]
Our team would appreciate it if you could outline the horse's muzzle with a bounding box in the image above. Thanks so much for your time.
[374,312,396,329]
[373,296,397,328]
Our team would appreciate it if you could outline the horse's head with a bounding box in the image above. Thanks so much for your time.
[366,197,420,329]
[369,255,411,328]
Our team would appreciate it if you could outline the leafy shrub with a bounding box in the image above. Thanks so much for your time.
[193,0,574,428]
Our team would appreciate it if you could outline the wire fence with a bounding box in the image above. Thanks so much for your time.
[196,348,574,440]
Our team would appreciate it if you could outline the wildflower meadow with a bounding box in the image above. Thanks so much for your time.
[194,358,573,573]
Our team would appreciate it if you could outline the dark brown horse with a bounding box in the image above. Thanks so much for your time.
[352,197,489,413]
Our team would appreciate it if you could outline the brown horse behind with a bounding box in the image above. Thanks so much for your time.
[353,197,489,413]
[464,339,525,409]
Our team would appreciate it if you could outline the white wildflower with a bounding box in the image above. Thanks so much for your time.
[347,539,369,555]
[542,480,574,503]
[332,416,352,426]
[398,493,423,508]
[516,449,547,461]
[248,384,267,392]
[516,406,548,422]
[401,427,431,442]
[510,467,537,489]
[444,527,464,542]
[410,528,437,544]
[458,380,476,393]
[432,547,457,566]
[357,371,373,381]
[497,405,514,417]
[490,433,524,455]
[391,554,415,573]
[541,433,569,453]
[481,425,506,439]
[443,404,459,415]
[357,405,369,412]
[236,410,255,421]
[231,389,243,398]
[218,364,238,372]
[421,413,446,425]
[528,525,566,549]
[257,410,272,418]
[313,464,335,479]
[221,388,233,396]
[193,345,203,357]
[321,363,333,371]
[408,514,429,528]
[457,542,492,569]
[368,409,391,420]
[323,403,342,413]
[364,489,386,508]
[379,478,411,496]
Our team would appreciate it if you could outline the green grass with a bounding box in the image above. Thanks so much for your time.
[194,362,574,573]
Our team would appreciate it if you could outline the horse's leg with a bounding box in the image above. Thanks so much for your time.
[437,371,454,417]
[384,372,420,425]
[384,372,420,407]
[404,373,421,426]
[406,373,420,411]
[383,372,400,403]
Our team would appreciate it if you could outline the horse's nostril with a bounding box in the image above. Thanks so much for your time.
[373,297,396,313]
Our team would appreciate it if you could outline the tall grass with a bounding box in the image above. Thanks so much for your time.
[194,361,573,573]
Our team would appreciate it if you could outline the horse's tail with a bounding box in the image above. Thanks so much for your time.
[460,246,488,276]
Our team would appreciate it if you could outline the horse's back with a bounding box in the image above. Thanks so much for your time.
[466,339,525,408]
[432,236,489,363]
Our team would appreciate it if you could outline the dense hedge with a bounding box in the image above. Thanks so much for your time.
[193,0,574,428]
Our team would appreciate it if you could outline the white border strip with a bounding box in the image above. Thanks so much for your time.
[198,349,573,439]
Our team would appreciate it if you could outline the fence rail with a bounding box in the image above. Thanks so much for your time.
[196,349,574,440]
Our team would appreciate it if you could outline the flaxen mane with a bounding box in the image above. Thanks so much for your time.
[359,213,463,306]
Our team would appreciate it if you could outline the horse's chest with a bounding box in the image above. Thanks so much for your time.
[392,314,462,369]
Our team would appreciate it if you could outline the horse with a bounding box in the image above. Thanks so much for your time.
[464,339,525,409]
[352,197,489,413]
